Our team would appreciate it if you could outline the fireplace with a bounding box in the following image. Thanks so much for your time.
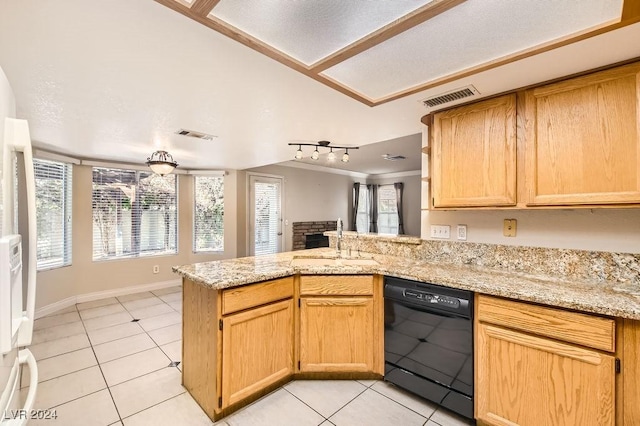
[292,221,337,250]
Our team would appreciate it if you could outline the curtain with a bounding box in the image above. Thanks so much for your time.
[367,184,378,233]
[352,182,360,231]
[394,182,404,235]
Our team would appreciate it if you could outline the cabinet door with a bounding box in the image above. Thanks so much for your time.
[432,94,517,207]
[299,297,374,372]
[221,299,293,408]
[476,323,615,426]
[524,63,640,206]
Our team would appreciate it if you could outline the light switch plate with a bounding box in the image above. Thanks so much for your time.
[430,225,450,239]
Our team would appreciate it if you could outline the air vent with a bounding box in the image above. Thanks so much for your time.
[421,85,480,108]
[382,154,406,161]
[175,128,216,141]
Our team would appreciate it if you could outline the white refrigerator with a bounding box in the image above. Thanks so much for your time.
[0,66,39,425]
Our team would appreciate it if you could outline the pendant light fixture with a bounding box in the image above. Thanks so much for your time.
[288,140,358,163]
[146,150,178,176]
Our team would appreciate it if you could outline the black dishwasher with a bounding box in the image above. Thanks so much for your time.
[384,276,474,420]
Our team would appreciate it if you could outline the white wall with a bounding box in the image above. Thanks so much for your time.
[243,165,354,252]
[35,165,241,309]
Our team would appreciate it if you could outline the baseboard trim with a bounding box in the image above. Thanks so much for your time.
[35,278,182,319]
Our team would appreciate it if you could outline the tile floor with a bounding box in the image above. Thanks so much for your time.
[21,286,474,426]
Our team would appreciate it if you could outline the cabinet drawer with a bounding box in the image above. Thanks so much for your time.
[222,277,293,315]
[477,295,615,352]
[300,275,373,296]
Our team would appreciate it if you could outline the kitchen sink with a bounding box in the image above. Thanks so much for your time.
[290,257,379,267]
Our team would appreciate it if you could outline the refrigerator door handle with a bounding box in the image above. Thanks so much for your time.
[18,348,38,416]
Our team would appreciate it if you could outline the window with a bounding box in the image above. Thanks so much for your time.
[355,186,369,233]
[377,185,399,234]
[34,159,73,270]
[193,175,224,252]
[92,167,177,260]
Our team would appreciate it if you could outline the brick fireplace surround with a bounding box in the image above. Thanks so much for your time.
[292,221,337,251]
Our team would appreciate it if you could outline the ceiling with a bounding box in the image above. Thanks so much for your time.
[0,0,639,172]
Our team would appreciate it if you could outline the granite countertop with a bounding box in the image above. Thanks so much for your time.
[173,247,640,320]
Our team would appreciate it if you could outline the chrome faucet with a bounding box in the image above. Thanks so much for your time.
[336,218,343,255]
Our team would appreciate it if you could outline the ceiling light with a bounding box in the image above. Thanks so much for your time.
[288,140,358,162]
[146,150,178,176]
[327,148,336,162]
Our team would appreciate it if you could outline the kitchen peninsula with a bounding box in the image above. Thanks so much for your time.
[173,233,640,425]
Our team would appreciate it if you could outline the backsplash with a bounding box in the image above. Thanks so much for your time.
[327,232,640,285]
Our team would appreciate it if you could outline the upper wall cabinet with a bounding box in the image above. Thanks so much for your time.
[432,94,517,208]
[524,63,640,206]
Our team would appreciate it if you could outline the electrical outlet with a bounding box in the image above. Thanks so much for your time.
[153,265,160,274]
[457,225,467,241]
[503,219,517,237]
[430,225,451,239]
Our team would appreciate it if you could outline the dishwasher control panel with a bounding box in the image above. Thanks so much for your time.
[403,289,460,308]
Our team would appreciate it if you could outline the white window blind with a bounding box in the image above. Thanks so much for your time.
[92,167,177,261]
[377,184,399,234]
[254,180,280,255]
[194,175,224,252]
[34,158,73,270]
[356,187,369,233]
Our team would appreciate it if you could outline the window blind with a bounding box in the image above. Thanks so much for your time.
[34,158,73,270]
[92,167,177,261]
[193,175,224,252]
[254,180,280,255]
[377,184,399,234]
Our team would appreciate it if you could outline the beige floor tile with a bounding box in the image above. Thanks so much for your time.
[83,311,133,331]
[152,286,182,296]
[43,305,78,316]
[159,292,182,303]
[425,421,442,426]
[225,389,323,426]
[122,393,211,426]
[147,323,181,346]
[34,311,81,331]
[121,296,164,311]
[160,340,181,362]
[31,321,86,345]
[22,348,97,386]
[138,311,181,332]
[101,347,171,386]
[285,380,366,417]
[371,381,437,418]
[329,389,427,426]
[117,292,156,303]
[168,301,182,312]
[94,333,157,364]
[29,333,91,361]
[110,367,184,418]
[357,379,378,387]
[127,303,174,320]
[87,322,145,346]
[79,303,126,320]
[27,389,119,426]
[21,366,106,409]
[429,408,474,426]
[77,297,119,311]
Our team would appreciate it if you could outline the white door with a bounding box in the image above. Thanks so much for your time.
[249,175,284,255]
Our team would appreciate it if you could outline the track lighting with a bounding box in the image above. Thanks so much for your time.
[288,140,358,163]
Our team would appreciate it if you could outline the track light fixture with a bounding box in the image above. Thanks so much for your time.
[288,140,358,163]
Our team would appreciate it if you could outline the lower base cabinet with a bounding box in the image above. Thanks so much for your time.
[221,299,293,407]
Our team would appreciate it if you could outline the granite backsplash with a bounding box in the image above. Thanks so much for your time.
[326,231,640,285]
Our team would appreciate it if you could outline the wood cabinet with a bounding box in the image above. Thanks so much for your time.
[425,61,640,209]
[431,94,517,208]
[524,63,640,206]
[476,295,616,426]
[298,275,383,374]
[221,299,293,407]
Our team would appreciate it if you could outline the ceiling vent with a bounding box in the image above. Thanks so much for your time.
[382,154,406,161]
[175,128,217,141]
[421,85,480,108]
